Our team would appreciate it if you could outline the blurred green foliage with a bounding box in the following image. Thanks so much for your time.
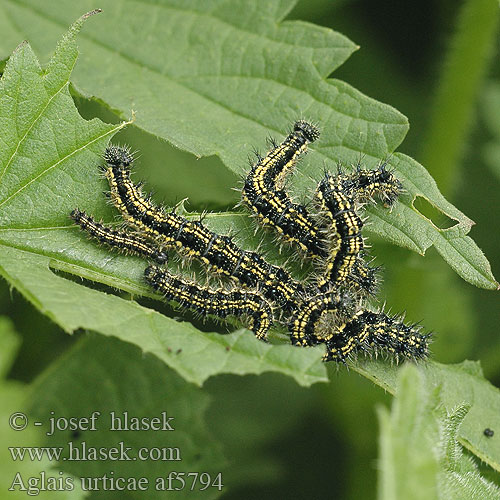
[1,0,499,499]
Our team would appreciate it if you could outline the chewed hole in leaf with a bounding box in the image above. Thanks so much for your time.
[412,195,458,229]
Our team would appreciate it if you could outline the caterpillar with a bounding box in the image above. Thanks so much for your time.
[145,265,273,340]
[289,297,429,363]
[323,311,430,363]
[241,122,389,296]
[242,121,326,258]
[314,173,364,292]
[70,206,274,340]
[70,209,168,264]
[70,118,430,366]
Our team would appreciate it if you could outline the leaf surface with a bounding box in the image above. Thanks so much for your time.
[377,364,500,500]
[357,359,500,474]
[28,335,227,499]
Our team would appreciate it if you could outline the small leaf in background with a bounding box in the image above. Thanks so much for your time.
[377,364,440,500]
[377,364,500,500]
[359,359,500,476]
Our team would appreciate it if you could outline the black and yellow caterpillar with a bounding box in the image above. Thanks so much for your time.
[71,122,429,363]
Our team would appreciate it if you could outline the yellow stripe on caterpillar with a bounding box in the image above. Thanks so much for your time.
[242,121,325,257]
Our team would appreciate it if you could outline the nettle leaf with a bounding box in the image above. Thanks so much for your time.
[377,364,500,500]
[357,359,500,476]
[28,335,227,500]
[0,13,327,385]
[0,0,496,288]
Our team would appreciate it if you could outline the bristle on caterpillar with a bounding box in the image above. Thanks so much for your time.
[335,162,403,207]
[349,258,380,296]
[145,265,273,340]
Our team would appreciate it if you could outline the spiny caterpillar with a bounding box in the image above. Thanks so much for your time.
[242,120,326,258]
[145,265,272,340]
[314,173,364,292]
[290,297,429,363]
[70,209,168,264]
[333,162,403,206]
[242,122,400,297]
[70,120,430,364]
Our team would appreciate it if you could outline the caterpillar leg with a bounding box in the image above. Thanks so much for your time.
[145,265,273,341]
[70,209,168,264]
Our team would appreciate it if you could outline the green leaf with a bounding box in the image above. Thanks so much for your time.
[377,365,439,500]
[357,359,500,475]
[28,335,227,499]
[0,11,125,229]
[0,0,495,288]
[0,8,499,483]
[0,319,86,499]
[377,364,500,500]
[0,12,327,386]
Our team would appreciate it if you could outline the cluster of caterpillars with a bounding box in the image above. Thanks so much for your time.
[71,121,430,363]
